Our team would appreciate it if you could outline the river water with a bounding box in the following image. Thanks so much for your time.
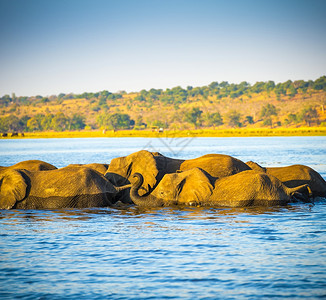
[0,136,326,299]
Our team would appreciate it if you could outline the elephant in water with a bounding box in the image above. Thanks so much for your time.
[105,150,250,203]
[0,166,131,210]
[246,161,326,198]
[65,163,109,175]
[129,168,312,208]
[0,160,57,172]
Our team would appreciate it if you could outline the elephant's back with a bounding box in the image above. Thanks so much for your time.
[211,171,289,207]
[267,165,326,196]
[180,154,250,178]
[9,160,57,171]
[29,167,113,197]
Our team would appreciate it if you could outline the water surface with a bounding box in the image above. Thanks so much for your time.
[0,137,325,299]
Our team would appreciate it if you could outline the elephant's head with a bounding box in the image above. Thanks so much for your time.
[130,168,214,207]
[0,170,28,209]
[105,150,161,196]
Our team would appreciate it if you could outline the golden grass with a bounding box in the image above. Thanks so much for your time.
[2,127,326,139]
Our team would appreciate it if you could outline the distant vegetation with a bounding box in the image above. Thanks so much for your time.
[1,76,326,133]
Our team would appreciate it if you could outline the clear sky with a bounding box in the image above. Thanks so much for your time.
[0,0,325,97]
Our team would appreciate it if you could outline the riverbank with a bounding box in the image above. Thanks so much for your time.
[2,127,326,139]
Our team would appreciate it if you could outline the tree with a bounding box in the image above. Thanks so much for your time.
[274,83,286,96]
[135,95,146,101]
[288,85,297,97]
[41,97,50,103]
[0,95,11,107]
[151,120,165,128]
[111,113,131,129]
[265,81,275,92]
[245,115,254,124]
[260,103,278,118]
[41,114,54,131]
[312,76,326,91]
[27,117,41,131]
[206,112,223,126]
[96,113,131,130]
[70,114,86,130]
[208,82,219,90]
[19,115,30,131]
[0,117,8,132]
[300,107,319,126]
[284,113,298,125]
[135,115,146,128]
[51,112,69,131]
[251,81,266,93]
[263,117,273,127]
[1,115,22,132]
[226,110,241,128]
[184,107,203,128]
[293,80,307,91]
[98,96,107,107]
[96,114,110,128]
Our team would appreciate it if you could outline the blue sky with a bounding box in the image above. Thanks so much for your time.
[0,0,325,96]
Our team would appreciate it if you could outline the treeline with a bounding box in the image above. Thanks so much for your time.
[1,76,326,108]
[0,76,325,133]
[0,111,138,133]
[0,103,321,133]
[0,113,86,133]
[0,91,125,108]
[116,76,326,108]
[179,104,320,128]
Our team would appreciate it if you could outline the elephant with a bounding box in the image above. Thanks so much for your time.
[0,166,131,210]
[129,168,312,208]
[105,150,182,197]
[105,150,250,203]
[246,161,326,197]
[66,163,109,175]
[0,160,57,172]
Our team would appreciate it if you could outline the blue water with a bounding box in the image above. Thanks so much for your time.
[0,137,326,299]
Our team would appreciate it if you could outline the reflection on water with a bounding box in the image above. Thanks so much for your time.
[0,137,326,299]
[0,205,294,224]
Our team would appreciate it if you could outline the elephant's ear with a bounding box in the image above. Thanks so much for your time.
[128,150,159,194]
[175,168,213,205]
[0,170,27,209]
[105,155,131,185]
[246,161,266,172]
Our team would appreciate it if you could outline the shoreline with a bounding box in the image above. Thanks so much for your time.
[1,127,326,139]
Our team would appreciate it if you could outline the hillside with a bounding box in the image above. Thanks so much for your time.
[1,76,326,133]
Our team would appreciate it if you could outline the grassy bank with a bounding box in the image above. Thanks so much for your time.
[2,127,326,139]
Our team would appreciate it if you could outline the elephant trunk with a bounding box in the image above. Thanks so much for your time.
[114,183,132,193]
[130,173,164,207]
[287,184,313,203]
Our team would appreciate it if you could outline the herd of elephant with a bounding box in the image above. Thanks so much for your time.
[1,150,326,210]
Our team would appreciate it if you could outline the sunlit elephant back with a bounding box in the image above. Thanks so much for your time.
[246,161,326,197]
[0,160,57,173]
[65,163,109,175]
[180,154,251,178]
